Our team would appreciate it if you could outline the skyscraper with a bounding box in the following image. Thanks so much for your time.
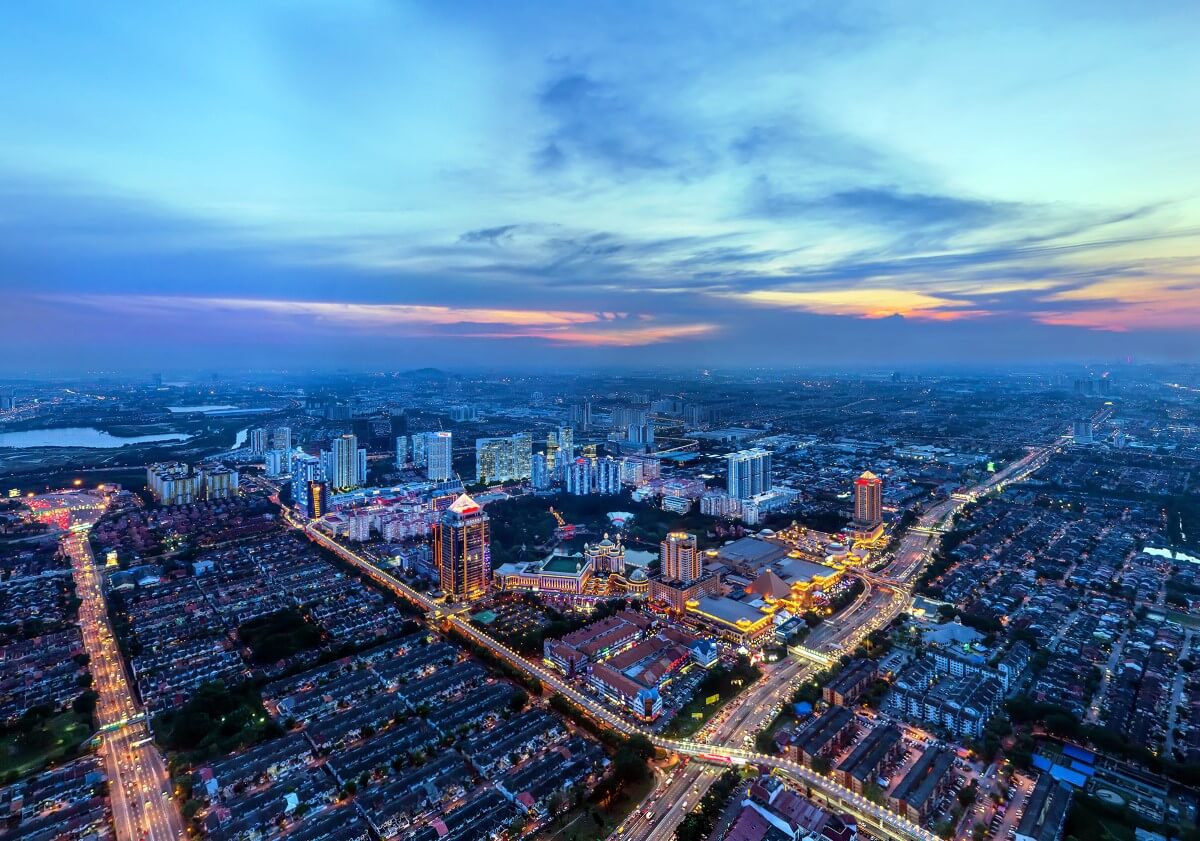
[531,452,551,489]
[291,450,323,509]
[412,433,428,468]
[324,433,366,491]
[271,427,292,452]
[726,448,772,499]
[395,435,408,468]
[853,470,883,530]
[474,432,533,484]
[426,431,453,482]
[435,493,491,601]
[249,428,269,456]
[660,531,701,584]
[306,480,329,520]
[557,426,574,461]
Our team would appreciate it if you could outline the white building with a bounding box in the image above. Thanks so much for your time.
[726,447,772,499]
[475,432,533,484]
[395,435,408,468]
[426,431,453,481]
[322,433,367,491]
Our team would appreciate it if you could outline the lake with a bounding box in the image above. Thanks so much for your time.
[0,428,193,449]
[1144,546,1200,565]
[167,405,238,413]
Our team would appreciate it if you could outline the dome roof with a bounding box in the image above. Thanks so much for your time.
[630,568,648,582]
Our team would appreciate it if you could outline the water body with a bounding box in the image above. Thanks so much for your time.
[1144,546,1200,565]
[167,405,238,413]
[0,427,193,449]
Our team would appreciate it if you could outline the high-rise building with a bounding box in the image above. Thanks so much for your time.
[531,452,551,490]
[272,427,292,452]
[146,463,200,505]
[557,426,574,461]
[306,481,329,520]
[565,458,594,495]
[201,466,239,500]
[265,449,286,478]
[395,435,408,468]
[545,431,560,472]
[626,423,655,447]
[474,432,533,484]
[611,406,648,429]
[567,401,592,430]
[1072,419,1094,444]
[660,532,701,584]
[412,433,428,468]
[323,433,366,491]
[249,428,269,456]
[596,456,621,495]
[435,493,491,601]
[853,470,883,530]
[426,431,453,482]
[726,448,772,500]
[0,388,14,411]
[291,450,323,509]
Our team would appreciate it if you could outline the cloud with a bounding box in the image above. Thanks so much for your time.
[50,293,715,348]
[533,71,711,177]
[457,224,520,246]
[748,180,1022,235]
[725,287,985,321]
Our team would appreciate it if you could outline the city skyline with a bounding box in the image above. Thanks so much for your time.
[3,2,1199,371]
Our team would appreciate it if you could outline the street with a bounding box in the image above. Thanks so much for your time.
[38,492,185,841]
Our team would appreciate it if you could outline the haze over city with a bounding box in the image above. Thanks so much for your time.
[3,1,1199,371]
[4,7,1200,841]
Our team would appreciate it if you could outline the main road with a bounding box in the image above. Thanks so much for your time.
[33,492,185,841]
[277,439,1059,841]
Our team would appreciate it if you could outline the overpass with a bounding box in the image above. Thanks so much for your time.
[787,645,835,668]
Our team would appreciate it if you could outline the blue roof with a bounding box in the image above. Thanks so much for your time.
[1062,744,1095,764]
[1069,761,1094,776]
[793,702,814,716]
[1032,754,1053,771]
[1049,766,1088,788]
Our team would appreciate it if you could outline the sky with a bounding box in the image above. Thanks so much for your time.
[2,0,1199,372]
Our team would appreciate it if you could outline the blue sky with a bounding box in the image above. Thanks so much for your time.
[3,1,1199,370]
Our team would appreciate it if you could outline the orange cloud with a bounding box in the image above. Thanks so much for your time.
[1034,278,1200,331]
[727,288,981,321]
[58,294,712,347]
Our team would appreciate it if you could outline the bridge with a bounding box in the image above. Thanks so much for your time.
[787,645,835,667]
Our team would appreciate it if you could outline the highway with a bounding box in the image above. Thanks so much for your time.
[35,492,185,841]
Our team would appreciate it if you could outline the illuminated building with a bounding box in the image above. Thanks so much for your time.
[291,450,323,509]
[271,426,292,452]
[493,553,593,595]
[348,511,372,542]
[582,443,598,459]
[545,435,560,473]
[411,433,428,467]
[684,596,774,646]
[531,452,551,489]
[146,463,200,505]
[699,491,741,519]
[395,435,407,468]
[435,493,490,601]
[0,387,15,411]
[474,432,532,484]
[200,466,239,500]
[585,534,625,575]
[595,457,621,494]
[426,431,453,482]
[660,531,701,583]
[852,470,883,532]
[557,426,574,460]
[249,428,268,456]
[726,447,772,499]
[649,572,721,613]
[306,480,329,520]
[565,457,594,495]
[322,433,366,491]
